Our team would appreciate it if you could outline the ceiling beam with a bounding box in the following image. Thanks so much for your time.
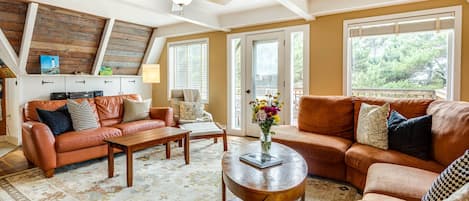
[0,28,19,76]
[92,18,115,76]
[308,0,425,16]
[276,0,314,21]
[168,5,230,32]
[156,22,214,38]
[18,2,39,75]
[219,5,301,29]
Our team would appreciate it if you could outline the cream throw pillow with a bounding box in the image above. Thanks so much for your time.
[122,99,152,122]
[179,102,203,120]
[356,103,390,150]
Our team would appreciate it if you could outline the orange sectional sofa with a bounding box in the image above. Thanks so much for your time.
[22,94,173,177]
[272,96,469,200]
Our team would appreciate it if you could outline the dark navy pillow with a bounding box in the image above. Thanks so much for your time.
[387,110,432,160]
[36,105,73,136]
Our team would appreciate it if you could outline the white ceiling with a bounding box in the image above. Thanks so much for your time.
[29,0,425,37]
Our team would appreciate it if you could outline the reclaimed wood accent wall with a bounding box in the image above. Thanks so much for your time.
[26,5,106,74]
[0,0,27,54]
[103,21,152,75]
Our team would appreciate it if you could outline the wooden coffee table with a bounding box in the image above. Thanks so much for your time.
[221,142,308,201]
[105,127,190,187]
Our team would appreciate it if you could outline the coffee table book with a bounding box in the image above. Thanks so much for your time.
[239,153,283,168]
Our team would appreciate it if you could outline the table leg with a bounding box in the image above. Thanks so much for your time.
[166,142,171,159]
[108,143,114,178]
[184,133,190,164]
[301,191,305,201]
[126,148,133,187]
[222,171,226,201]
[222,130,228,151]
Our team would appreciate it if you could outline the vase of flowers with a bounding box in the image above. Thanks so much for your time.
[250,93,282,155]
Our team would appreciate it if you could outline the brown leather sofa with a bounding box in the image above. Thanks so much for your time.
[272,96,469,199]
[22,94,173,178]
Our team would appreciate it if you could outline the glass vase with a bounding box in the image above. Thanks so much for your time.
[260,131,272,155]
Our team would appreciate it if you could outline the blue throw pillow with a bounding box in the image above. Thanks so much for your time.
[36,105,73,135]
[387,110,432,160]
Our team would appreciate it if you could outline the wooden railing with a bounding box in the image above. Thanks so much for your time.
[352,88,447,100]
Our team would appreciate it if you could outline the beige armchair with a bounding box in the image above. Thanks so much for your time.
[170,89,213,125]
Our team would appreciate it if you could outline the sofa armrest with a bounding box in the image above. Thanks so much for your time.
[150,107,174,126]
[22,121,57,171]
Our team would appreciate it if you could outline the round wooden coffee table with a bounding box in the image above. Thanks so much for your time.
[221,142,308,201]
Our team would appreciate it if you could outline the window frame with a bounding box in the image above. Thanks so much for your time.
[342,6,462,100]
[167,38,209,103]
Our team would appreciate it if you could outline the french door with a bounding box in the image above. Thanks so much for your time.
[245,32,285,136]
[227,25,309,137]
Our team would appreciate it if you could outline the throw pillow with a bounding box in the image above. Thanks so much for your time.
[423,150,469,201]
[67,99,99,131]
[356,103,390,150]
[122,98,152,122]
[445,182,469,201]
[36,105,73,135]
[388,110,432,160]
[170,99,181,119]
[179,102,203,120]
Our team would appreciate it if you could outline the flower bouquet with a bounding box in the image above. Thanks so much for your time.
[249,92,283,155]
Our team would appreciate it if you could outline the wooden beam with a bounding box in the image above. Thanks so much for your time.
[169,4,230,32]
[0,28,19,76]
[138,28,158,75]
[92,18,115,76]
[18,2,39,75]
[276,0,314,21]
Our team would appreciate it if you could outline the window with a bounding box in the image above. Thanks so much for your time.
[168,39,209,102]
[344,7,462,100]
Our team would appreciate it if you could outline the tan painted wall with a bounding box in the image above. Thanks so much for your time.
[154,0,469,124]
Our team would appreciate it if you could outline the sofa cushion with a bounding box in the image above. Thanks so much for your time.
[364,163,438,201]
[361,193,405,201]
[388,110,433,160]
[67,99,99,131]
[345,143,444,175]
[353,97,434,139]
[122,98,151,122]
[356,103,390,150]
[94,94,141,127]
[112,120,165,136]
[272,125,353,163]
[55,127,122,153]
[298,96,354,139]
[423,150,469,201]
[36,105,73,135]
[427,100,469,166]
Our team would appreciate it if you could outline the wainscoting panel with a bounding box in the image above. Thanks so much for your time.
[22,76,66,102]
[102,21,152,75]
[0,0,27,54]
[86,77,121,96]
[26,5,106,74]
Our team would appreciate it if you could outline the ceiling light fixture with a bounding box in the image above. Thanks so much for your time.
[172,0,193,6]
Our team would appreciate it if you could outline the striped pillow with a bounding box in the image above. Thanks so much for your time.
[67,99,99,131]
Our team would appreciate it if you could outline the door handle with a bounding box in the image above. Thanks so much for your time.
[245,89,251,94]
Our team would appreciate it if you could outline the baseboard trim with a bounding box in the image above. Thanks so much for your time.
[0,135,19,145]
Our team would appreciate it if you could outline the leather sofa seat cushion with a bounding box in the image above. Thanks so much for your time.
[55,127,122,153]
[298,96,354,139]
[345,143,444,174]
[353,97,434,138]
[364,163,439,201]
[95,94,141,127]
[427,100,469,166]
[272,125,353,163]
[112,120,165,136]
[361,193,405,201]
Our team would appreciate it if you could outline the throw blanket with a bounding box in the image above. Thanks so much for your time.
[183,89,200,102]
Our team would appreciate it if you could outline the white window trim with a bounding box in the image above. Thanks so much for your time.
[343,6,462,100]
[226,24,310,136]
[167,38,210,103]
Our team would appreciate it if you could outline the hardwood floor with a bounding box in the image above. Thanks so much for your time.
[0,147,33,177]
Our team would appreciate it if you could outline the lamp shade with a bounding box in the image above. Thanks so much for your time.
[172,0,192,6]
[142,64,160,83]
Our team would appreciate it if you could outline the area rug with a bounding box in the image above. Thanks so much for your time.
[0,137,361,201]
[0,142,17,158]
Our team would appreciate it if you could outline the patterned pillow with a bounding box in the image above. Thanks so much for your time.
[170,99,181,119]
[423,150,469,201]
[67,99,99,131]
[356,103,390,150]
[122,99,151,122]
[179,102,203,120]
